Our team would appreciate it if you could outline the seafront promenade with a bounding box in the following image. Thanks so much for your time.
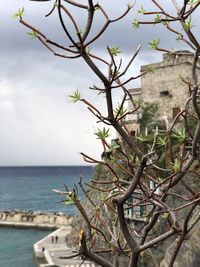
[34,227,96,267]
[0,210,96,267]
[0,210,72,229]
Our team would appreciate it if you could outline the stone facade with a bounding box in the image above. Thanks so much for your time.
[125,87,141,134]
[128,51,200,131]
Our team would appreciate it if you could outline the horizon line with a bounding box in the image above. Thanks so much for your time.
[0,164,93,168]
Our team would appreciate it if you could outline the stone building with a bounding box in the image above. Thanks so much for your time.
[126,50,200,133]
[122,51,200,221]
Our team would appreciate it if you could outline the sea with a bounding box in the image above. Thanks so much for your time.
[0,166,93,267]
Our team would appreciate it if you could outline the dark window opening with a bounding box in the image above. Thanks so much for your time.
[160,90,169,97]
[173,107,180,119]
[130,131,136,136]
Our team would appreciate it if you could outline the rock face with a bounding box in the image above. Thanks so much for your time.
[160,164,200,267]
[67,163,200,267]
[160,218,200,267]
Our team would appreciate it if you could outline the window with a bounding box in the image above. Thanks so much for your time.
[160,90,169,97]
[130,131,136,136]
[173,107,180,119]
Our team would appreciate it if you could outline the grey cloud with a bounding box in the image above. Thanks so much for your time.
[0,0,199,165]
[2,1,199,56]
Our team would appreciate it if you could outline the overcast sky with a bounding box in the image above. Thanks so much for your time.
[0,1,199,166]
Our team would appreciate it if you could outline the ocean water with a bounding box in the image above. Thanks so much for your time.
[0,166,93,267]
[0,228,51,267]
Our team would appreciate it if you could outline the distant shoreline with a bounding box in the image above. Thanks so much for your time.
[0,210,72,230]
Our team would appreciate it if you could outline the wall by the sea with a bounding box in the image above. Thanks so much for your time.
[0,210,72,229]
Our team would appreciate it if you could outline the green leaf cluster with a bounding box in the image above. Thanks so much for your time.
[156,136,168,147]
[63,192,77,206]
[114,106,128,117]
[161,212,169,219]
[27,30,38,39]
[176,34,183,42]
[182,16,194,31]
[188,0,198,5]
[172,128,186,143]
[137,6,146,14]
[94,127,110,140]
[98,193,107,202]
[171,159,181,172]
[13,7,25,18]
[137,134,153,144]
[148,38,160,50]
[132,20,140,29]
[109,46,121,56]
[162,20,169,26]
[101,140,120,161]
[69,90,81,103]
[94,4,100,11]
[154,14,162,23]
[108,141,120,152]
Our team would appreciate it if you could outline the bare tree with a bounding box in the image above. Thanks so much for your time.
[16,1,200,266]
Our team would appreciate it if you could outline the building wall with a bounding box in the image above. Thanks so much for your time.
[126,88,142,134]
[141,52,196,121]
[127,52,200,129]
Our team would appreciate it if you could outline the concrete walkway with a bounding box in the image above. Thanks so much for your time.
[0,220,58,229]
[34,227,96,267]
